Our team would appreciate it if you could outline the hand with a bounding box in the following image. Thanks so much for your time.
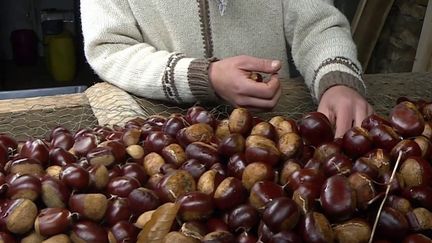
[209,55,282,110]
[318,85,373,138]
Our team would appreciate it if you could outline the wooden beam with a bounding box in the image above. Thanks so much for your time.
[352,0,395,70]
[412,0,432,72]
[351,0,367,34]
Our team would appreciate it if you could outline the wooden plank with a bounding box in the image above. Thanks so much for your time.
[351,0,367,33]
[412,0,432,72]
[352,0,395,70]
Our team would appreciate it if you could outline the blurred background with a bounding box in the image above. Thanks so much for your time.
[0,0,430,91]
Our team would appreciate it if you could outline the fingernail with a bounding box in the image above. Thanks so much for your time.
[271,60,281,69]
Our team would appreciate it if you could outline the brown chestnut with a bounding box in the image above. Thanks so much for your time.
[197,169,225,196]
[218,133,245,158]
[300,212,334,243]
[128,187,160,216]
[60,164,90,191]
[245,135,281,166]
[104,197,132,226]
[399,156,432,187]
[70,220,108,243]
[269,116,298,138]
[229,108,253,135]
[49,147,77,167]
[34,208,75,237]
[161,143,187,167]
[320,175,356,221]
[143,152,165,176]
[377,207,409,240]
[214,177,247,210]
[0,198,38,234]
[108,221,139,243]
[41,177,70,208]
[106,176,140,197]
[241,162,275,190]
[390,101,425,138]
[332,218,371,243]
[177,191,214,221]
[263,197,300,232]
[298,112,333,146]
[69,193,108,222]
[157,170,196,202]
[249,181,285,211]
[342,127,373,158]
[250,121,277,141]
[6,174,41,201]
[278,132,303,160]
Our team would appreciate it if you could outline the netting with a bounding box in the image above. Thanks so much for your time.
[1,72,431,140]
[0,94,98,140]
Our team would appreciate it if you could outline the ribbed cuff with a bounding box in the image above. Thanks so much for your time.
[317,71,366,100]
[187,58,220,103]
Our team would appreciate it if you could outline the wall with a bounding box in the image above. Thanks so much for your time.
[0,0,73,60]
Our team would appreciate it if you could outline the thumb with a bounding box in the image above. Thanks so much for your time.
[238,56,281,73]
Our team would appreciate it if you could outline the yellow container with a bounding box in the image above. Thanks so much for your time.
[44,31,76,82]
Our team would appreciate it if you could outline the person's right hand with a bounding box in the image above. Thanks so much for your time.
[208,55,282,110]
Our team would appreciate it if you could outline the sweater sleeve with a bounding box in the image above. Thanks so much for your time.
[80,0,218,104]
[283,0,366,102]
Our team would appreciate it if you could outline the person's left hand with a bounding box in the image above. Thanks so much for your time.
[318,85,373,138]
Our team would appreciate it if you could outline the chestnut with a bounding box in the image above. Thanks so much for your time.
[0,232,17,243]
[121,128,141,146]
[197,169,225,196]
[72,133,98,158]
[218,133,245,158]
[258,221,275,243]
[320,175,356,221]
[390,101,425,138]
[108,221,139,243]
[228,204,259,232]
[322,153,352,177]
[386,195,412,214]
[143,152,165,176]
[127,187,160,216]
[143,131,175,154]
[279,159,301,186]
[0,133,18,152]
[87,164,109,191]
[34,208,75,237]
[7,157,44,176]
[249,181,285,211]
[157,170,196,202]
[364,149,391,176]
[41,177,70,208]
[250,121,277,141]
[278,132,303,160]
[145,115,166,127]
[125,144,145,161]
[229,108,253,135]
[106,176,140,198]
[269,116,298,138]
[300,212,334,243]
[207,218,230,232]
[162,116,187,137]
[162,231,200,242]
[6,174,41,201]
[292,185,320,214]
[0,198,38,234]
[422,121,432,140]
[406,207,432,233]
[121,163,148,185]
[161,143,187,167]
[298,112,333,146]
[286,168,325,192]
[202,231,235,243]
[51,132,74,151]
[186,142,219,169]
[369,124,401,152]
[146,173,164,191]
[352,157,379,180]
[402,186,432,211]
[245,135,281,166]
[361,114,391,131]
[214,177,247,211]
[377,207,409,240]
[342,127,373,158]
[241,162,275,190]
[332,219,371,243]
[70,220,108,243]
[215,119,231,141]
[60,164,90,191]
[186,106,211,125]
[42,234,71,243]
[0,143,8,168]
[104,197,132,226]
[177,123,214,146]
[403,233,432,243]
[313,142,341,163]
[237,232,259,243]
[348,172,376,210]
[20,139,50,167]
[263,197,300,232]
[101,140,126,163]
[69,193,108,222]
[179,221,208,239]
[180,159,207,180]
[413,136,432,159]
[49,147,77,167]
[268,231,302,243]
[177,191,214,221]
[399,156,432,187]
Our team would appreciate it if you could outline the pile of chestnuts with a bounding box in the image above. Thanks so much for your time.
[0,97,432,243]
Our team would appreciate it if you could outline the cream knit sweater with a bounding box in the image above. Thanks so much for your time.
[81,0,366,104]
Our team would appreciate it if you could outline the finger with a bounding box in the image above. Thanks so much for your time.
[238,74,281,99]
[238,56,281,73]
[235,86,281,110]
[354,104,368,128]
[335,107,353,138]
[367,104,374,115]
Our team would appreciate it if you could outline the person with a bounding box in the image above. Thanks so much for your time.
[80,0,373,138]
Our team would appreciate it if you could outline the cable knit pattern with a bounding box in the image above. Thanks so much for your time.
[81,0,365,104]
